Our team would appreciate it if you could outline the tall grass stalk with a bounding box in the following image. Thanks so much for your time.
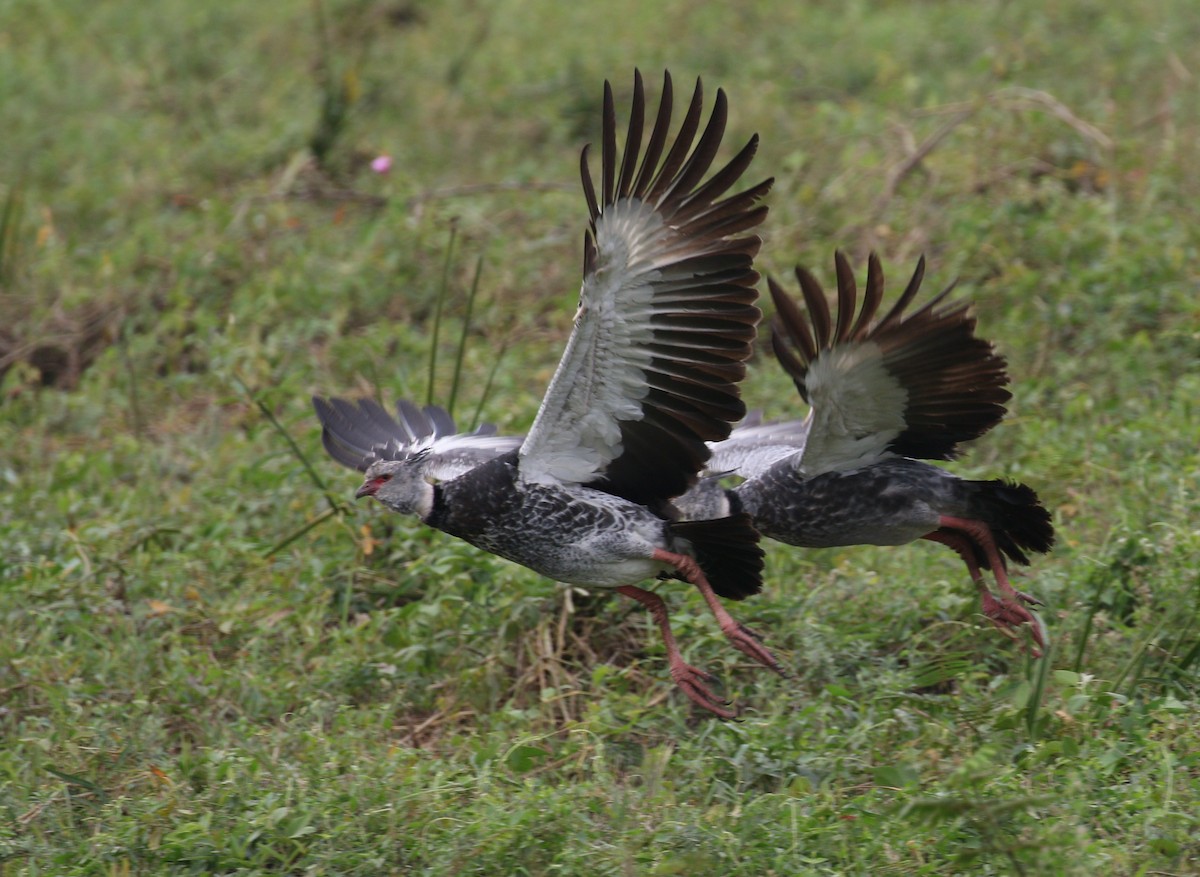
[446,254,484,420]
[426,222,458,407]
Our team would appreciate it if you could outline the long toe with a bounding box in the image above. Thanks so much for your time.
[980,591,1045,657]
[1013,587,1044,607]
[980,590,1036,626]
[736,621,766,643]
[724,623,786,676]
[671,663,738,719]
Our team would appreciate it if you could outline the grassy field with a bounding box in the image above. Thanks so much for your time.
[2,0,1198,873]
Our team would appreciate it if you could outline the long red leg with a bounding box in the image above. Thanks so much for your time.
[617,585,736,719]
[926,528,1043,609]
[928,517,1046,656]
[651,549,784,675]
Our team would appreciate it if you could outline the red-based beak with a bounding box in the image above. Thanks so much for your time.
[355,480,379,499]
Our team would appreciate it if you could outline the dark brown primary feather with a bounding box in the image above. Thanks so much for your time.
[579,69,771,506]
[769,252,1012,461]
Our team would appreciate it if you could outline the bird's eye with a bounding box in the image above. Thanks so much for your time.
[379,473,393,482]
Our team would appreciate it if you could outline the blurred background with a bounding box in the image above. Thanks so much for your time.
[1,1,1197,873]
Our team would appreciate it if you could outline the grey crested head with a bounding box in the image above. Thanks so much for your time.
[355,455,435,519]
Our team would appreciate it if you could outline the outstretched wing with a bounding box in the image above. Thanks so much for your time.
[519,69,771,506]
[312,396,521,480]
[769,252,1011,476]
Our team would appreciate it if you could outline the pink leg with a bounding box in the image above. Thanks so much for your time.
[651,549,784,676]
[617,585,736,719]
[925,529,1020,645]
[926,527,1041,609]
[927,518,1046,657]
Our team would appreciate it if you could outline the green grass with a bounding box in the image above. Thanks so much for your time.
[2,0,1199,873]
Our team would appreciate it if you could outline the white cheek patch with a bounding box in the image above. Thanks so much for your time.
[415,480,435,519]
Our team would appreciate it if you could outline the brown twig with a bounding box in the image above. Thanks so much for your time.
[869,105,979,225]
[990,86,1113,151]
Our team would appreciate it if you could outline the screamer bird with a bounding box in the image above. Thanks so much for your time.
[676,253,1055,655]
[314,70,776,717]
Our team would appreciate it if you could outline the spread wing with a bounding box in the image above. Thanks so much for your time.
[769,252,1011,477]
[312,396,521,480]
[518,69,772,506]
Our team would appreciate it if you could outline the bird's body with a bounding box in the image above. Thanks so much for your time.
[734,457,1041,552]
[316,70,777,717]
[418,450,678,588]
[677,253,1054,653]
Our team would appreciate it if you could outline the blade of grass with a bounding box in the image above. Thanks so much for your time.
[1162,576,1200,683]
[231,374,345,516]
[446,253,484,420]
[1072,573,1107,673]
[0,182,24,286]
[468,333,509,432]
[1113,614,1173,696]
[45,767,109,804]
[309,0,351,166]
[265,506,342,558]
[426,221,458,407]
[1024,640,1052,740]
[118,320,145,438]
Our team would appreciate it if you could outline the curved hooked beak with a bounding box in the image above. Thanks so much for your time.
[355,480,378,499]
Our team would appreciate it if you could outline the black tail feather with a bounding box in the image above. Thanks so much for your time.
[969,479,1055,566]
[670,512,764,600]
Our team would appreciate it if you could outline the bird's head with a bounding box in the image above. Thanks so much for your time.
[355,455,435,518]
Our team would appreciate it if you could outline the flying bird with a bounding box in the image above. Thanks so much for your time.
[315,70,776,717]
[677,252,1055,654]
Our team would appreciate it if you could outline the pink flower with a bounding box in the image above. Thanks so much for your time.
[371,155,393,174]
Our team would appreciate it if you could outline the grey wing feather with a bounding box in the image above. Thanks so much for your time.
[705,417,810,478]
[313,396,521,478]
[519,69,772,507]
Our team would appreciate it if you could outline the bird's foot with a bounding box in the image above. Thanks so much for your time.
[980,590,1046,658]
[669,661,737,719]
[720,620,786,676]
